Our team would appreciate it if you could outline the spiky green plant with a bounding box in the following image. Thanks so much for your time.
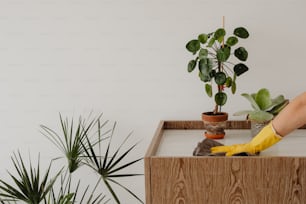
[47,173,110,204]
[40,113,143,203]
[82,121,144,204]
[40,113,111,173]
[0,152,62,204]
[1,113,142,204]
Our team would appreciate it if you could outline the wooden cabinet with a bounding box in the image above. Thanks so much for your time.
[145,121,306,204]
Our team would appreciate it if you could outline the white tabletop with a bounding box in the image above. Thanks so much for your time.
[155,129,306,157]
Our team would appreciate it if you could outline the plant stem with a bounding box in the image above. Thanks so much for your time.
[213,104,218,115]
[213,61,223,114]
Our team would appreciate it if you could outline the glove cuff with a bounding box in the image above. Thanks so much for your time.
[270,122,283,139]
[250,122,282,153]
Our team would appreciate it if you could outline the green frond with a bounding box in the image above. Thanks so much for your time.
[40,113,109,173]
[82,120,143,204]
[0,152,61,204]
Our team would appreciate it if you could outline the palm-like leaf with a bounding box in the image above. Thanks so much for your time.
[40,113,110,173]
[47,172,110,204]
[0,152,62,204]
[82,121,144,204]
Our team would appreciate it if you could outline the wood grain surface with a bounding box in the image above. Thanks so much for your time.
[163,120,306,130]
[163,120,251,130]
[149,157,306,204]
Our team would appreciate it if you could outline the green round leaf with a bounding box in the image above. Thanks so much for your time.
[199,48,208,58]
[207,37,215,47]
[216,46,231,62]
[215,92,227,106]
[186,39,200,54]
[198,34,208,44]
[233,63,249,76]
[225,77,232,87]
[214,28,226,42]
[231,81,236,94]
[255,88,272,110]
[214,72,226,85]
[205,84,212,97]
[234,47,248,61]
[234,27,249,39]
[199,71,211,82]
[226,36,238,46]
[199,58,212,75]
[187,60,196,72]
[209,69,216,78]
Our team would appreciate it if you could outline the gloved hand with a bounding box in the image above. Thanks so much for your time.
[210,122,282,156]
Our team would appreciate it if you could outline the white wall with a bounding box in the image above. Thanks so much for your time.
[0,0,306,203]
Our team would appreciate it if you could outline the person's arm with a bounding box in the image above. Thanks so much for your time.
[211,92,306,156]
[272,92,306,136]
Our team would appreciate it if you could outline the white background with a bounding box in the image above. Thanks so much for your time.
[0,0,306,203]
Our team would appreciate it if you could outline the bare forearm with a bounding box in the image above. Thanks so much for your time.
[272,92,306,136]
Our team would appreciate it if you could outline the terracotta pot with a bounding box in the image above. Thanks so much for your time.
[202,112,228,139]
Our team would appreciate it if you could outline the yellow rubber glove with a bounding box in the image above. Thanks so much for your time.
[211,122,282,156]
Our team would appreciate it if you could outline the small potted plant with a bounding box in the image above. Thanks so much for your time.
[186,26,250,139]
[234,88,289,137]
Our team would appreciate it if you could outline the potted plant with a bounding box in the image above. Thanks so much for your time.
[234,88,289,137]
[186,26,250,139]
[0,114,143,204]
